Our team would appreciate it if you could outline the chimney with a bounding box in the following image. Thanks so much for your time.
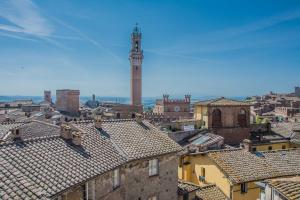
[135,113,143,123]
[242,139,253,152]
[60,124,72,139]
[94,116,102,129]
[11,128,21,140]
[60,124,84,145]
[72,131,82,146]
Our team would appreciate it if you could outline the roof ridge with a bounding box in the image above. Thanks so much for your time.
[195,97,249,105]
[198,184,217,189]
[207,148,243,154]
[0,135,61,147]
[196,184,229,200]
[73,119,137,124]
[1,121,28,125]
[31,119,60,128]
[178,179,200,187]
[103,119,136,123]
[259,148,300,154]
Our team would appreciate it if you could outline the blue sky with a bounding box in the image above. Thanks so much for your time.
[0,0,300,97]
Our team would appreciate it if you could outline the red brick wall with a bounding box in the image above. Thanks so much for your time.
[211,127,250,145]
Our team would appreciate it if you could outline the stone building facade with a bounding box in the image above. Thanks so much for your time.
[274,107,299,117]
[194,97,251,145]
[153,94,192,120]
[44,90,52,103]
[92,103,143,119]
[56,89,80,114]
[65,153,178,200]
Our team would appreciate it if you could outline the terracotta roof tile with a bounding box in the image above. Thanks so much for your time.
[266,178,300,200]
[195,97,250,106]
[208,149,300,184]
[0,119,181,199]
[196,184,228,200]
[178,179,199,195]
[0,124,126,199]
[74,119,182,160]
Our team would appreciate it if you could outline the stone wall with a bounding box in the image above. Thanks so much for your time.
[113,104,143,119]
[59,153,178,200]
[207,106,251,128]
[56,90,80,114]
[205,106,251,145]
[212,127,251,145]
[123,154,178,200]
[44,90,51,103]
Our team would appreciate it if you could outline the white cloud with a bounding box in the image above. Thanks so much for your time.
[0,0,54,36]
[219,9,300,37]
[0,0,121,60]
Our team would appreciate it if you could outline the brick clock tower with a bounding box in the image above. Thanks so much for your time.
[129,24,143,106]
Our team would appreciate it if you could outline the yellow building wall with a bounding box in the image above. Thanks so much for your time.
[179,156,192,180]
[253,142,290,151]
[178,165,183,179]
[194,105,208,128]
[232,182,260,200]
[180,154,232,198]
[179,154,264,200]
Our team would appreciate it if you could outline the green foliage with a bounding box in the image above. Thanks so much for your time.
[255,115,269,124]
[256,115,262,124]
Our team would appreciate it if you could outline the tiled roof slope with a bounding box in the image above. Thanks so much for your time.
[77,119,183,160]
[196,184,229,200]
[0,122,25,140]
[0,119,182,200]
[266,177,300,200]
[262,149,300,177]
[0,126,128,199]
[178,179,199,195]
[271,122,294,138]
[0,120,60,142]
[195,97,250,106]
[178,180,228,200]
[208,149,300,184]
[18,120,60,140]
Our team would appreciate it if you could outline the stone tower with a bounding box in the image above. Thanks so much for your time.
[44,90,52,103]
[129,24,143,106]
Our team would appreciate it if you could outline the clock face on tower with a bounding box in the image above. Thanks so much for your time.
[174,106,180,112]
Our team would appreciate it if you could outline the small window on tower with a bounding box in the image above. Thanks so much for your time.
[135,42,138,51]
[136,66,138,70]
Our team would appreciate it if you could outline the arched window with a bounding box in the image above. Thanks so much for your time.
[116,113,121,119]
[212,109,222,127]
[238,108,247,127]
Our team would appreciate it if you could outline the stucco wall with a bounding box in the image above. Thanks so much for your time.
[179,154,263,200]
[180,154,231,198]
[253,142,290,151]
[232,182,260,200]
